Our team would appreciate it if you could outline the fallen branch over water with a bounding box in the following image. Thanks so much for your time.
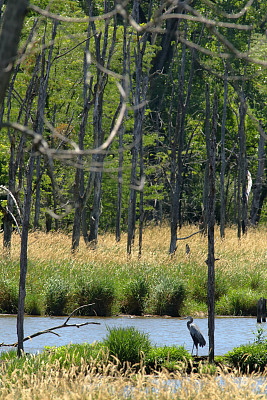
[0,304,101,348]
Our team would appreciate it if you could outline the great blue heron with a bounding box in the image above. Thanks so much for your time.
[185,316,206,356]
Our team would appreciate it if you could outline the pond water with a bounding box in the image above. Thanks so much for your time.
[0,314,265,355]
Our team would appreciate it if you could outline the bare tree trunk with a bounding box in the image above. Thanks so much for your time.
[116,24,127,243]
[169,24,195,254]
[0,0,29,106]
[72,12,93,251]
[207,89,217,364]
[220,67,228,238]
[127,0,151,254]
[237,93,247,238]
[17,150,35,357]
[202,83,210,236]
[34,21,58,229]
[250,122,266,225]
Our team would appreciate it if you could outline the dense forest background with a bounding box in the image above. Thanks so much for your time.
[0,0,266,255]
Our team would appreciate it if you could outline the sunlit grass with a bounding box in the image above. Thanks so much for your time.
[0,351,266,399]
[0,224,266,316]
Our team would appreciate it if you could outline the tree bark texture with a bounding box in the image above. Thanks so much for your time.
[237,94,248,237]
[202,83,210,236]
[207,89,217,363]
[220,67,228,238]
[17,150,35,356]
[250,123,266,225]
[34,21,58,229]
[0,0,29,106]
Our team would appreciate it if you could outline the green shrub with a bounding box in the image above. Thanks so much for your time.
[104,326,152,366]
[215,288,258,316]
[120,276,149,315]
[44,277,69,316]
[25,291,42,315]
[75,277,115,316]
[145,345,191,371]
[0,279,18,314]
[148,276,186,316]
[191,269,229,304]
[225,341,267,373]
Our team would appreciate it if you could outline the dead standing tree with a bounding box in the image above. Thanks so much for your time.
[206,88,218,363]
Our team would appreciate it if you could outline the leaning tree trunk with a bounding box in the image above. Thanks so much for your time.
[207,89,217,364]
[250,122,266,225]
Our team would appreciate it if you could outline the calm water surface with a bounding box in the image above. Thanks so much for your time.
[0,315,265,355]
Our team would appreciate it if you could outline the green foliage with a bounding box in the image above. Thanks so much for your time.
[215,288,258,316]
[191,267,229,304]
[225,341,267,373]
[148,276,186,316]
[120,275,149,315]
[145,345,191,371]
[44,277,69,316]
[75,277,115,316]
[0,279,18,314]
[104,326,152,366]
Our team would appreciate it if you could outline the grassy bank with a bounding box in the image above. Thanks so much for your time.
[0,325,266,399]
[0,225,266,317]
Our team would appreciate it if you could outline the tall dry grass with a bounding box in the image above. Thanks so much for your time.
[0,357,266,399]
[0,224,266,316]
[3,224,267,271]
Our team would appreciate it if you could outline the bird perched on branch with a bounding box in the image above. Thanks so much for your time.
[185,316,206,356]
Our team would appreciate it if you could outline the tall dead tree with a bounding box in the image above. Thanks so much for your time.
[237,92,248,237]
[72,13,94,251]
[169,24,195,254]
[250,122,266,225]
[33,21,58,229]
[206,88,217,363]
[202,83,211,236]
[0,0,29,106]
[219,66,228,238]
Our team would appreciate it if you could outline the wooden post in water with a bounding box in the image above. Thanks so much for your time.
[257,298,262,323]
[262,298,266,323]
[257,298,266,323]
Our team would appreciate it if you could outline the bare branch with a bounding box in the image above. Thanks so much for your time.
[0,304,100,348]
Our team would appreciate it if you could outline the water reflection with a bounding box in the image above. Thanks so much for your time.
[0,315,264,355]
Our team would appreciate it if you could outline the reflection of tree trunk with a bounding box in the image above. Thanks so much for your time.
[207,89,217,364]
[250,125,266,225]
[220,67,228,238]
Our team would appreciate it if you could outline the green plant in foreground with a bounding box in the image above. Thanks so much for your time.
[225,341,267,373]
[104,326,152,366]
[145,345,191,371]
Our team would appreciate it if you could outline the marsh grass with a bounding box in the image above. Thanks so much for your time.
[0,224,266,316]
[0,349,266,399]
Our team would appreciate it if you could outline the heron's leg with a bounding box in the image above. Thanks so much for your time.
[196,345,198,357]
[192,343,194,355]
